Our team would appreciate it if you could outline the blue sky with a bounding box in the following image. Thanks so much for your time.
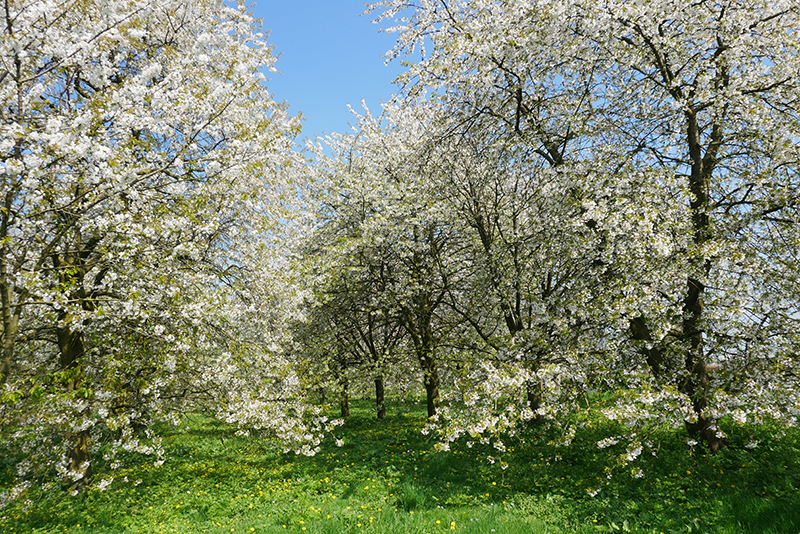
[249,1,409,141]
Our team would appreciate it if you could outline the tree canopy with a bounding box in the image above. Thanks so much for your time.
[0,0,333,494]
[2,0,799,502]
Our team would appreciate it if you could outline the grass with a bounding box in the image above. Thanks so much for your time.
[2,399,800,533]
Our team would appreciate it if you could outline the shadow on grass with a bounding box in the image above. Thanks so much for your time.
[3,400,800,533]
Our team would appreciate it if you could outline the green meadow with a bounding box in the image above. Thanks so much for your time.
[2,400,799,534]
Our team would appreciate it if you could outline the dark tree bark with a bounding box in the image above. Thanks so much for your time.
[340,379,350,418]
[57,323,92,488]
[53,222,102,486]
[526,381,543,424]
[0,248,20,386]
[422,362,440,418]
[676,95,727,453]
[401,301,441,418]
[623,26,730,452]
[374,377,386,419]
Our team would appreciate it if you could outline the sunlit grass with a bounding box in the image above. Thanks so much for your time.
[2,399,799,533]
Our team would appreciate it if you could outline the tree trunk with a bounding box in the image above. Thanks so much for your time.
[423,363,440,418]
[65,430,93,489]
[374,377,386,419]
[629,316,664,377]
[0,282,19,385]
[400,304,440,418]
[340,379,350,418]
[57,322,93,488]
[1,40,23,387]
[681,277,726,452]
[525,380,543,424]
[681,106,727,453]
[0,241,22,386]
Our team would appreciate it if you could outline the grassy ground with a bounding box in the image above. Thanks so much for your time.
[2,399,799,533]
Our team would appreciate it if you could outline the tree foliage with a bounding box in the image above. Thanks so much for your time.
[350,0,800,460]
[4,0,799,504]
[0,0,332,498]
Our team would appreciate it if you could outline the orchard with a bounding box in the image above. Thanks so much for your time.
[1,1,799,530]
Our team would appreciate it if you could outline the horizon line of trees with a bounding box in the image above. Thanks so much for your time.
[295,0,800,464]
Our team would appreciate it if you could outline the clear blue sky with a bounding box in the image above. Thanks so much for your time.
[249,1,410,141]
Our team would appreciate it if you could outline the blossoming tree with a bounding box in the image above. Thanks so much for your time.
[0,0,331,495]
[369,0,800,453]
[303,104,473,418]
